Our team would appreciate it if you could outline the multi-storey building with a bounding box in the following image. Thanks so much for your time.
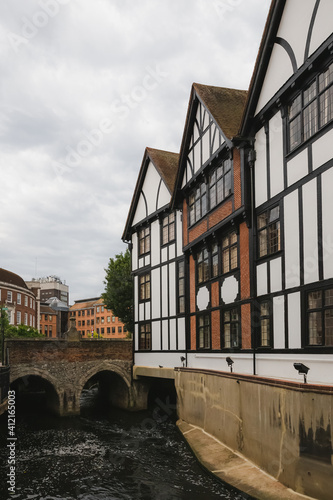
[0,268,37,329]
[122,147,186,367]
[40,304,57,338]
[26,276,69,305]
[69,298,127,339]
[123,0,333,384]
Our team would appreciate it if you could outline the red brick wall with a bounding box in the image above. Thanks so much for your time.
[211,281,220,308]
[208,200,233,229]
[189,256,196,313]
[190,315,196,350]
[241,304,252,349]
[188,219,207,243]
[211,309,220,350]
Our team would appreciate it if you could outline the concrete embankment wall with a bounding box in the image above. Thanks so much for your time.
[174,368,333,500]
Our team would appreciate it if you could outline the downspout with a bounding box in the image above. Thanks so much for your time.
[248,147,256,376]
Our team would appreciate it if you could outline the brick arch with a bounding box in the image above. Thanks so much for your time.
[79,361,132,393]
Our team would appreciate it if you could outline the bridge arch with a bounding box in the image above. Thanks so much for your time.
[79,361,132,411]
[10,366,62,415]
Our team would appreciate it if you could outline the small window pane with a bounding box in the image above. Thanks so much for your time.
[309,311,322,345]
[325,289,333,306]
[308,291,322,309]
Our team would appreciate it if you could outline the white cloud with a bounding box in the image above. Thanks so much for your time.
[0,0,271,302]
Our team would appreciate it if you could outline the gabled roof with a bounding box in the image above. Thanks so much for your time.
[70,297,102,310]
[172,83,247,208]
[240,0,285,135]
[193,83,248,140]
[0,268,28,290]
[122,147,179,242]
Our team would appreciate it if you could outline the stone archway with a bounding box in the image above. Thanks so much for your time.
[10,367,62,415]
[79,361,133,411]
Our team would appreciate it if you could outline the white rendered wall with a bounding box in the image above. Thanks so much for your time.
[284,190,300,289]
[255,127,267,207]
[322,168,333,279]
[269,113,284,198]
[302,178,319,284]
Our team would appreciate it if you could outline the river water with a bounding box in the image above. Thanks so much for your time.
[0,389,247,500]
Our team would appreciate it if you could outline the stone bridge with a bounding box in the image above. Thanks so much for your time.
[6,338,147,416]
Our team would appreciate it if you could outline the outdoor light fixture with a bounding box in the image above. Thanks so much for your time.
[293,362,309,384]
[180,356,186,367]
[226,357,234,373]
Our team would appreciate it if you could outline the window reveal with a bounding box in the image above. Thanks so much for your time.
[139,273,151,301]
[138,226,150,256]
[257,206,280,258]
[307,288,333,346]
[197,314,210,349]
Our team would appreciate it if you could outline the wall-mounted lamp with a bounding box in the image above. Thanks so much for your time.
[180,356,186,367]
[293,362,309,384]
[226,357,234,373]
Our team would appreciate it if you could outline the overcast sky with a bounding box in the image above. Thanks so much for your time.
[0,0,271,303]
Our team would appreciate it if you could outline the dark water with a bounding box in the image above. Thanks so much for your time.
[0,390,247,500]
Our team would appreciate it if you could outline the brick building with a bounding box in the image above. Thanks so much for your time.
[40,304,57,338]
[0,268,38,329]
[69,298,127,339]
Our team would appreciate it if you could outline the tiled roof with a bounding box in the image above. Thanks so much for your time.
[193,83,248,139]
[70,297,103,310]
[40,305,56,314]
[0,268,28,290]
[146,147,179,194]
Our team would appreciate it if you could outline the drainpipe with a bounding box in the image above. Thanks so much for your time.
[248,147,256,376]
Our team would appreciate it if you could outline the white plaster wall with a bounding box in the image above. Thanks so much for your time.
[193,141,201,173]
[132,194,147,225]
[141,161,163,215]
[288,292,301,349]
[273,295,285,349]
[162,320,168,350]
[161,265,168,317]
[161,247,168,263]
[151,219,160,267]
[302,178,319,284]
[322,168,333,279]
[312,128,333,171]
[270,257,282,293]
[202,129,210,166]
[169,244,175,261]
[276,0,314,70]
[134,276,138,322]
[255,353,333,385]
[255,127,267,207]
[145,301,150,321]
[134,323,138,351]
[169,262,176,317]
[284,190,300,289]
[309,0,333,56]
[156,181,171,211]
[139,303,144,322]
[187,353,253,375]
[257,262,267,296]
[132,233,138,272]
[176,211,183,257]
[151,321,161,351]
[177,317,186,350]
[287,148,308,187]
[151,268,160,320]
[269,113,284,198]
[255,43,293,115]
[134,352,186,369]
[169,318,177,350]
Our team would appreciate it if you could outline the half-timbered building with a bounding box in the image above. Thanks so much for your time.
[171,83,253,373]
[240,0,333,384]
[122,148,186,369]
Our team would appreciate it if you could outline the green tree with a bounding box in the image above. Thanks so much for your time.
[102,248,133,335]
